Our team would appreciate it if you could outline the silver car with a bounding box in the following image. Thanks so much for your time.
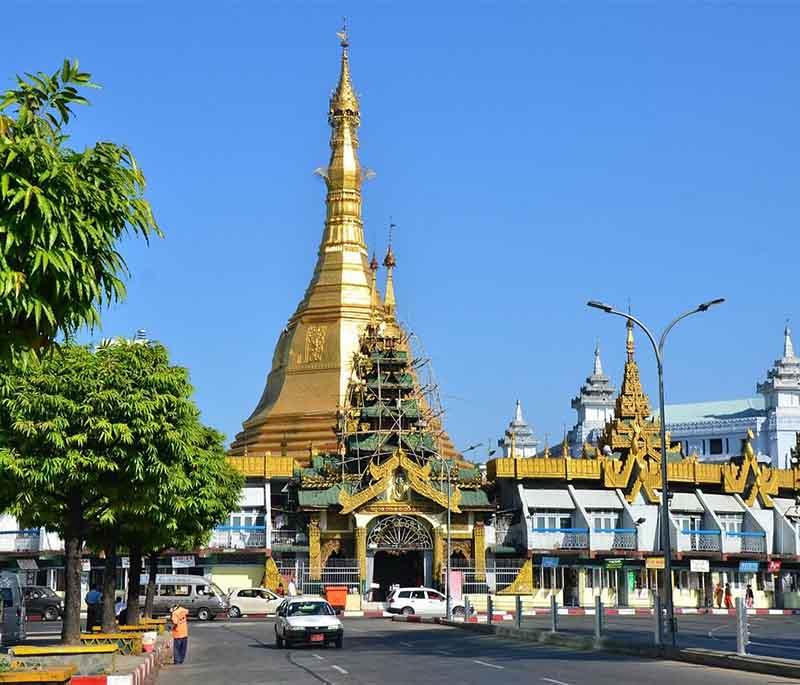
[274,598,343,649]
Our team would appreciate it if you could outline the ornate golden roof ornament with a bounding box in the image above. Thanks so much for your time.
[330,22,359,119]
[383,222,397,319]
[561,433,570,458]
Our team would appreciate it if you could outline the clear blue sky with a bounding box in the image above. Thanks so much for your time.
[4,2,799,457]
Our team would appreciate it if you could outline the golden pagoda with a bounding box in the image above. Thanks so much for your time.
[230,33,456,463]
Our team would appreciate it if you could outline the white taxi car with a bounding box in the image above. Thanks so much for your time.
[386,587,466,617]
[274,598,343,649]
[227,587,283,618]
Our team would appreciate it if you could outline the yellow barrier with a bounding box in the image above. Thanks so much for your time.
[0,667,76,683]
[10,645,117,656]
[80,632,143,656]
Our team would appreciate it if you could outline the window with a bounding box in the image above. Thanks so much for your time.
[592,511,620,531]
[718,514,743,533]
[709,439,723,455]
[411,591,426,599]
[158,585,175,596]
[532,511,572,530]
[427,591,444,601]
[397,591,411,599]
[174,585,191,597]
[238,589,256,598]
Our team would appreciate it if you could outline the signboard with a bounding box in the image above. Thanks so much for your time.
[768,560,782,573]
[690,559,710,573]
[541,557,560,568]
[17,559,38,570]
[739,561,759,573]
[605,559,623,570]
[121,557,130,569]
[645,557,665,570]
[81,560,91,572]
[171,555,195,569]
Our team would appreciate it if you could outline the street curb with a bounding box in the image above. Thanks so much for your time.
[72,649,159,685]
[439,620,800,680]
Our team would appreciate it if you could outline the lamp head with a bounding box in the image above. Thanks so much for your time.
[587,300,614,313]
[697,298,725,312]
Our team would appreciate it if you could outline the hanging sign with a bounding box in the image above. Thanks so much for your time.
[81,560,91,572]
[646,557,665,570]
[541,557,560,568]
[739,561,759,573]
[171,555,195,569]
[17,559,38,570]
[690,559,710,573]
[768,560,782,573]
[605,559,623,570]
[121,557,130,569]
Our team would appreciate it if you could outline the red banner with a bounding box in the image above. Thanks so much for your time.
[768,560,782,573]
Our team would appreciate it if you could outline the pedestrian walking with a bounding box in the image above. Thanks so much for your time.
[85,585,102,631]
[276,583,285,597]
[745,584,754,609]
[287,575,297,597]
[714,582,723,608]
[724,583,733,609]
[170,602,190,665]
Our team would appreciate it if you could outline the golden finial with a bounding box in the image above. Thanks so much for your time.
[626,319,635,361]
[330,19,359,119]
[383,221,397,317]
[561,432,570,458]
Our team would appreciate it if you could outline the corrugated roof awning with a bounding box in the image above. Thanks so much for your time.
[773,498,797,515]
[521,487,574,510]
[669,492,704,512]
[703,493,744,513]
[572,489,622,510]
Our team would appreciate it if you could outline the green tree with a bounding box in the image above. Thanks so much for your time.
[0,340,240,643]
[0,60,160,362]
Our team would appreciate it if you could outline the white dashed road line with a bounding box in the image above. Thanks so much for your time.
[399,641,414,648]
[332,665,348,675]
[473,659,504,670]
[313,654,325,660]
[541,678,574,685]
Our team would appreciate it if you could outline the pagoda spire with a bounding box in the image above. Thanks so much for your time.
[383,243,397,317]
[369,252,381,314]
[785,323,795,359]
[593,341,603,375]
[616,319,651,422]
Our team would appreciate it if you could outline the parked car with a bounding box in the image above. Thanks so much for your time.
[386,587,466,617]
[22,586,63,622]
[274,598,343,649]
[227,587,283,618]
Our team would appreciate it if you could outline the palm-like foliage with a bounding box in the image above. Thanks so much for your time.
[0,60,160,362]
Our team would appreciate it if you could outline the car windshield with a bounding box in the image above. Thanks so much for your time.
[287,601,334,617]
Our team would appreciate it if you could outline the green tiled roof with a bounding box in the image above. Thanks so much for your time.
[299,485,348,508]
[665,397,765,424]
[369,350,408,363]
[361,399,420,420]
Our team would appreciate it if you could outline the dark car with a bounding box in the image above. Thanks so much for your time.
[23,586,63,621]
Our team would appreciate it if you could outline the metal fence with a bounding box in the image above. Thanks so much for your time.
[446,558,527,594]
[274,559,360,596]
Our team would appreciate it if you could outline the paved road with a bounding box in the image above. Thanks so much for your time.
[157,618,800,685]
[520,613,800,660]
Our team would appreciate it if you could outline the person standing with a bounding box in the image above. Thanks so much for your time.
[745,584,755,609]
[714,582,723,608]
[85,585,102,631]
[724,583,733,609]
[170,603,190,665]
[287,575,298,597]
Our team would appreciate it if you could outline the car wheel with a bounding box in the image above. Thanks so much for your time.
[229,606,241,619]
[401,606,414,616]
[44,607,60,622]
[335,637,343,649]
[451,606,465,618]
[197,607,211,621]
[275,633,284,648]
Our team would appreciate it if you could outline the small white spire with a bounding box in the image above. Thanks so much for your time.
[593,342,603,375]
[785,323,795,359]
[514,399,524,424]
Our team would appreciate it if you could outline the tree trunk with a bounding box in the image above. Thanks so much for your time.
[101,541,118,632]
[61,497,83,645]
[144,553,159,618]
[125,543,142,626]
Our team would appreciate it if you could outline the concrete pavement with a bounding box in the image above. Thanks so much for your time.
[157,618,800,685]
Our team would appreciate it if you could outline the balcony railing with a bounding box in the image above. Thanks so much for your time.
[0,530,40,553]
[271,529,306,547]
[530,527,589,550]
[726,530,766,555]
[593,528,637,551]
[210,525,266,549]
[680,529,721,552]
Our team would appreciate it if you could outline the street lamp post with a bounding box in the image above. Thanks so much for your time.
[587,298,724,647]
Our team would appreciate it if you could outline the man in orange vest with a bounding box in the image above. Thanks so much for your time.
[170,603,190,664]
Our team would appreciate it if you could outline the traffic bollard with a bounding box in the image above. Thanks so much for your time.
[516,595,522,629]
[487,595,493,625]
[550,594,558,633]
[654,594,663,646]
[464,596,471,621]
[736,596,749,656]
[594,595,603,640]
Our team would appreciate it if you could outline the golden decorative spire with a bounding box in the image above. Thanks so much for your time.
[617,319,651,421]
[369,252,381,314]
[561,433,570,458]
[383,222,397,318]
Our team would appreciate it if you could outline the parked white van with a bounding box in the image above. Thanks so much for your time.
[138,574,227,621]
[0,571,26,645]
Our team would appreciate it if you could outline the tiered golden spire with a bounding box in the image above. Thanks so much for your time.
[616,319,652,421]
[383,245,397,318]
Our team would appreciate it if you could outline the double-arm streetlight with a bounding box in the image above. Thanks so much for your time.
[587,298,724,646]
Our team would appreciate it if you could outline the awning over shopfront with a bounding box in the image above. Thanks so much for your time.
[572,489,623,510]
[668,492,704,513]
[520,486,574,511]
[702,493,744,513]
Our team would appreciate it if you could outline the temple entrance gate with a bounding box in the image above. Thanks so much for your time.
[366,516,434,600]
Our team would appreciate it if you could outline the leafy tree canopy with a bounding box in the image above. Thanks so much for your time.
[0,60,161,362]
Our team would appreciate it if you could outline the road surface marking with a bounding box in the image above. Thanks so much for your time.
[313,654,325,660]
[750,640,800,653]
[332,665,348,674]
[473,659,504,670]
[399,641,414,647]
[541,678,573,685]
